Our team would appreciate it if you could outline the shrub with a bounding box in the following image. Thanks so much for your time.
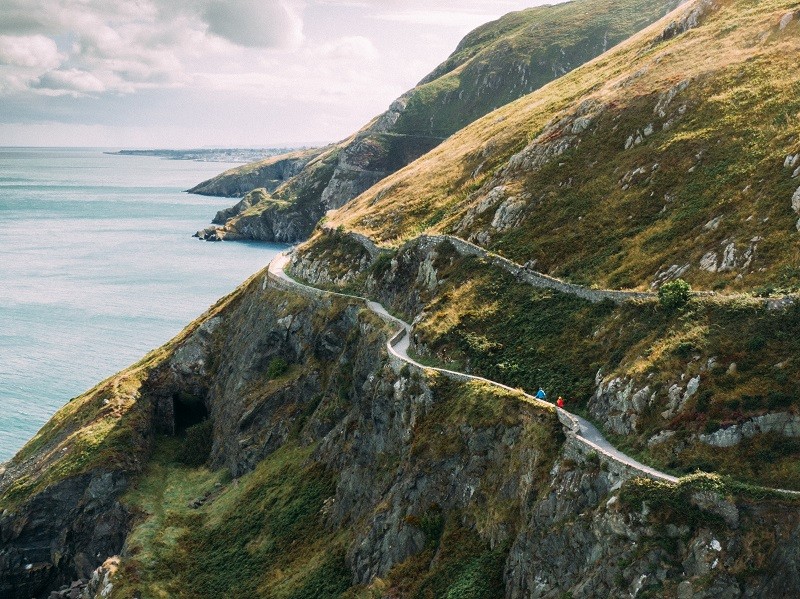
[267,357,289,379]
[178,420,213,467]
[658,279,691,311]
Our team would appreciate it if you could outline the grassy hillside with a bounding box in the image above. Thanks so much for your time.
[194,0,687,242]
[331,0,800,293]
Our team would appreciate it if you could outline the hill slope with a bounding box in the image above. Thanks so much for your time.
[192,0,687,243]
[330,0,800,293]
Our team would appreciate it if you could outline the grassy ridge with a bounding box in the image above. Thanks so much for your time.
[201,0,686,239]
[333,0,800,292]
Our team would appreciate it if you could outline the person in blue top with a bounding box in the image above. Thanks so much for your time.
[535,388,547,400]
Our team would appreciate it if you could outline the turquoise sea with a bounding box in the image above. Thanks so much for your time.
[0,148,284,461]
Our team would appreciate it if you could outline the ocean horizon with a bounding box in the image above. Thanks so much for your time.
[0,147,285,461]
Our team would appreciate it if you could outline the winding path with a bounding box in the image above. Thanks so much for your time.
[268,252,678,483]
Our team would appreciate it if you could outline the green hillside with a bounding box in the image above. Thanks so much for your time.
[193,0,686,243]
[332,0,800,293]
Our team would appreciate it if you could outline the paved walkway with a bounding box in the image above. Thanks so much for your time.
[268,252,678,483]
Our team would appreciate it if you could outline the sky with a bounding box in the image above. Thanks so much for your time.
[0,0,562,148]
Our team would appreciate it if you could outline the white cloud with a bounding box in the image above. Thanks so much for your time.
[0,0,559,146]
[0,35,62,69]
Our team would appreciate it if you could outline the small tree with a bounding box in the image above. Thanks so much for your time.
[659,278,691,311]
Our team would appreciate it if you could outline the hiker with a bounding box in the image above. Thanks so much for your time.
[557,397,565,409]
[535,387,547,400]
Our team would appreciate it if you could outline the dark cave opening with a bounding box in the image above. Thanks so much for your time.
[172,393,209,434]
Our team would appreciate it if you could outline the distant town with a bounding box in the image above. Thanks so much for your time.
[107,147,306,163]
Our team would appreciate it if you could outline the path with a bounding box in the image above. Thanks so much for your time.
[268,252,678,483]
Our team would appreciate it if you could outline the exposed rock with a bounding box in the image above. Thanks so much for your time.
[491,197,527,231]
[211,188,269,225]
[654,79,691,118]
[651,263,691,288]
[505,99,605,173]
[701,412,800,448]
[700,251,718,272]
[657,0,719,43]
[589,377,654,435]
[647,430,676,447]
[188,149,322,198]
[779,12,795,31]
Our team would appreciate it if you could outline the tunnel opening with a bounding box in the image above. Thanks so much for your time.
[172,392,209,435]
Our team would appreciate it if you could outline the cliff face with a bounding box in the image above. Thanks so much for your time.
[192,0,686,243]
[4,247,800,598]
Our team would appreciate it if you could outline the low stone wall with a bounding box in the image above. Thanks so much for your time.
[417,234,656,304]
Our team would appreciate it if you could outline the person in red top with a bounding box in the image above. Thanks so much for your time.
[557,397,565,409]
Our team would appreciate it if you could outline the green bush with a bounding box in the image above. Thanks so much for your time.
[658,279,691,311]
[178,420,213,467]
[267,357,289,379]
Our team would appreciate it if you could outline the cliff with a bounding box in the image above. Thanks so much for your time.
[4,239,800,598]
[4,1,800,597]
[191,0,686,243]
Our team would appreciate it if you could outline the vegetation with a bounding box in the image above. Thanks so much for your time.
[659,279,692,311]
[267,357,290,379]
[333,0,800,293]
[202,0,685,240]
[178,420,213,467]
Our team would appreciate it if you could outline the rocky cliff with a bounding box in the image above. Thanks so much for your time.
[191,0,686,243]
[4,245,800,598]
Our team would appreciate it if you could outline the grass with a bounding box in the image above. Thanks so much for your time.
[115,439,348,599]
[211,0,686,243]
[293,233,800,488]
[331,0,800,293]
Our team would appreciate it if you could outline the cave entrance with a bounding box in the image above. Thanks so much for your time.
[172,393,209,434]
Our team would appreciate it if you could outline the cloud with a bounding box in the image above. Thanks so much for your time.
[34,68,105,95]
[204,0,303,48]
[0,35,62,69]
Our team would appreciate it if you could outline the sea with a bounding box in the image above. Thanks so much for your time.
[0,147,285,461]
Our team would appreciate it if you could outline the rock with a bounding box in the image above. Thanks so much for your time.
[704,216,722,230]
[647,430,675,447]
[779,12,795,30]
[211,188,269,225]
[700,251,718,272]
[658,0,719,43]
[719,242,737,271]
[654,79,691,118]
[700,426,742,448]
[491,197,527,231]
[651,263,690,288]
[506,99,605,173]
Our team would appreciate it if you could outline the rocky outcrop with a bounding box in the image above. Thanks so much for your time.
[656,0,719,43]
[187,148,322,198]
[0,473,129,599]
[700,412,800,448]
[590,375,655,435]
